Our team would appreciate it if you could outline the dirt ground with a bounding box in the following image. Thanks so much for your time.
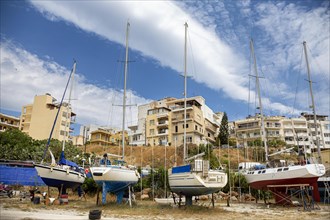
[0,195,329,220]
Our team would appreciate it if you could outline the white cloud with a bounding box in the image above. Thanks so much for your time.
[29,0,249,102]
[252,1,329,115]
[0,40,151,128]
[4,1,329,120]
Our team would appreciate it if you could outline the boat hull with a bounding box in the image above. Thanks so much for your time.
[243,164,325,202]
[34,164,85,189]
[155,197,186,205]
[243,164,325,189]
[90,166,139,193]
[168,170,227,196]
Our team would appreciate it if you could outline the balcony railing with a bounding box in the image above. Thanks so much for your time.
[157,130,168,136]
[157,113,169,118]
[157,121,168,127]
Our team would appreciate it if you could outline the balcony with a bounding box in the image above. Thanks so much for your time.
[157,130,168,136]
[205,125,216,133]
[171,105,193,112]
[157,121,168,127]
[157,112,169,119]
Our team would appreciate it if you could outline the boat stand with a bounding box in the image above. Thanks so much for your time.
[186,195,193,206]
[171,192,177,205]
[267,184,319,211]
[211,193,215,208]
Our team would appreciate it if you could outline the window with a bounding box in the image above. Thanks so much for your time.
[150,120,155,126]
[150,129,155,135]
[195,125,198,130]
[175,126,178,133]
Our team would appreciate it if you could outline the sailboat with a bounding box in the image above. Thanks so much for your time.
[34,61,86,193]
[89,22,140,204]
[167,22,228,206]
[241,40,325,202]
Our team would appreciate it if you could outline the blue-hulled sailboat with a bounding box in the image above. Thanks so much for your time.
[89,22,140,204]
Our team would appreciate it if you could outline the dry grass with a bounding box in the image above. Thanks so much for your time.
[82,144,268,169]
[1,194,329,220]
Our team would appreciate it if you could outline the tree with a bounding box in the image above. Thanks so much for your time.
[218,112,229,146]
[0,129,39,160]
[0,129,83,164]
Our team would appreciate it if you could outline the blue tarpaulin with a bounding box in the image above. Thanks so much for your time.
[0,163,45,186]
[58,151,79,168]
[172,164,191,174]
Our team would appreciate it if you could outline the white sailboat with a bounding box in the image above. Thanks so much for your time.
[167,22,228,206]
[241,40,325,202]
[89,22,140,204]
[35,61,86,193]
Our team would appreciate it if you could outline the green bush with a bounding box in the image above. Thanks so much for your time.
[82,177,99,196]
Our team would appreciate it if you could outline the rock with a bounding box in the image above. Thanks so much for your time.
[230,196,238,201]
[141,194,149,200]
[53,199,60,205]
[199,195,209,200]
[219,191,228,197]
[142,188,151,194]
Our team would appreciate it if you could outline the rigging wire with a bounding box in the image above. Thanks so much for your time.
[306,44,330,116]
[291,46,304,117]
[107,45,125,129]
[187,28,200,98]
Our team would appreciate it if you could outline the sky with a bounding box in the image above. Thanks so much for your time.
[1,0,329,135]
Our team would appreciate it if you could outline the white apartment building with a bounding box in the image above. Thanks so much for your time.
[128,97,174,146]
[233,113,330,151]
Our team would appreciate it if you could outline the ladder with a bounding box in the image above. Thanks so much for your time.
[324,181,330,204]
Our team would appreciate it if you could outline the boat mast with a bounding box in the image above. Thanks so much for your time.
[250,39,268,162]
[303,41,322,163]
[183,22,188,161]
[41,61,76,163]
[122,22,130,159]
[61,61,76,152]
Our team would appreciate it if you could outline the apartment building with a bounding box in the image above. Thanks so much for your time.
[233,113,330,150]
[301,113,330,149]
[90,129,128,147]
[129,96,222,147]
[129,97,175,146]
[0,113,20,132]
[19,93,75,141]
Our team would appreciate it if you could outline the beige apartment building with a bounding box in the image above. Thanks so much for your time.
[131,96,222,147]
[19,93,75,141]
[90,129,128,147]
[0,113,20,132]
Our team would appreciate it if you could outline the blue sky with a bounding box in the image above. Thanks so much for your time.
[1,0,329,134]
